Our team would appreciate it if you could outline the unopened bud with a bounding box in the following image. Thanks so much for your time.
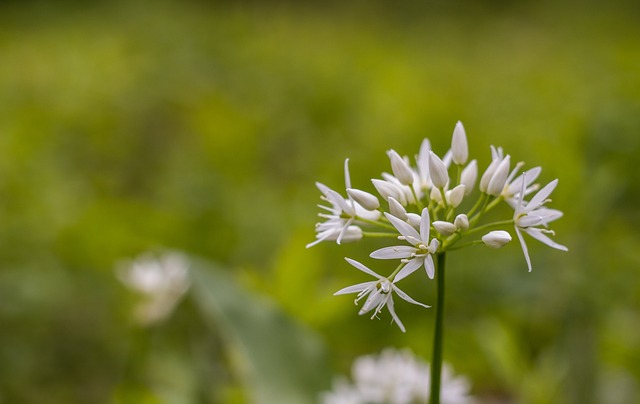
[482,230,512,248]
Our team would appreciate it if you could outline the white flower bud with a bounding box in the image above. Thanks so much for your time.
[479,159,499,193]
[430,186,443,205]
[372,179,406,205]
[446,184,465,208]
[428,151,449,189]
[482,230,512,248]
[454,214,469,232]
[387,197,407,220]
[406,213,422,228]
[460,160,477,195]
[487,155,511,196]
[387,149,415,186]
[451,121,468,165]
[347,188,380,211]
[433,220,457,236]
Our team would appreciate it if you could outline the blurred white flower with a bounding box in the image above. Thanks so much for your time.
[117,251,191,325]
[321,348,475,404]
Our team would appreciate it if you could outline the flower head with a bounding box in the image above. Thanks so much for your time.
[334,258,429,332]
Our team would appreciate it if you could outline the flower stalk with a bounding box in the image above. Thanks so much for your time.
[430,252,446,404]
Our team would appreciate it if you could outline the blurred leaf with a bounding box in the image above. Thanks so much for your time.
[190,258,330,404]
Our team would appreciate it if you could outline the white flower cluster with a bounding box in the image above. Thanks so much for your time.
[321,348,475,404]
[308,122,567,331]
[116,251,191,325]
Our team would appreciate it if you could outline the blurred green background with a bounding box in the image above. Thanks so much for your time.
[1,0,639,402]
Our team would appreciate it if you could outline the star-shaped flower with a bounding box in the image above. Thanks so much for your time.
[334,258,429,332]
[370,208,440,280]
[514,175,568,271]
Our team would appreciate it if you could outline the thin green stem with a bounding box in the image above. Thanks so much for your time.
[430,252,446,404]
[465,219,514,236]
[361,231,400,238]
[467,193,487,217]
[357,217,396,231]
[411,185,424,211]
[447,239,484,251]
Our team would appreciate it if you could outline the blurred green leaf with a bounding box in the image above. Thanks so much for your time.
[190,258,330,404]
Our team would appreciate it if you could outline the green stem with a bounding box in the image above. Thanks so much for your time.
[361,231,400,238]
[357,217,396,231]
[430,252,446,404]
[465,219,514,236]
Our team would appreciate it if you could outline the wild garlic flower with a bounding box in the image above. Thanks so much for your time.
[309,121,567,331]
[116,251,191,325]
[321,348,475,404]
[370,209,439,280]
[513,176,568,271]
[334,258,429,333]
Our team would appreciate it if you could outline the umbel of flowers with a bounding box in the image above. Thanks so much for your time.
[307,121,567,403]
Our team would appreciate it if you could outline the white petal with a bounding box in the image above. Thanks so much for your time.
[315,181,331,196]
[420,208,431,242]
[343,158,352,190]
[424,254,435,279]
[370,246,416,259]
[406,213,422,228]
[518,215,543,228]
[345,258,385,280]
[515,227,533,272]
[535,208,564,224]
[525,179,558,212]
[481,230,512,248]
[479,158,499,193]
[523,227,568,251]
[446,184,466,207]
[454,214,469,232]
[433,221,457,236]
[385,295,406,332]
[372,179,406,205]
[335,218,354,244]
[392,284,431,309]
[487,155,511,196]
[393,258,423,282]
[334,281,375,295]
[384,212,421,243]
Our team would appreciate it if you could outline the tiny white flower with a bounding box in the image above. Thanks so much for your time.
[372,178,407,205]
[428,151,449,189]
[479,145,503,193]
[502,166,542,207]
[482,230,512,248]
[387,149,415,186]
[415,138,433,192]
[370,208,440,280]
[334,258,429,332]
[513,176,568,271]
[451,121,469,165]
[460,160,478,196]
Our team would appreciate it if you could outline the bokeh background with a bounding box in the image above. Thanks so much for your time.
[1,0,639,402]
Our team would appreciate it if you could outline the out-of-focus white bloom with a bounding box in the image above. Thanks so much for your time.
[334,258,429,332]
[451,121,468,165]
[460,160,477,196]
[415,138,433,192]
[428,151,449,189]
[479,146,503,193]
[514,176,568,271]
[308,159,380,248]
[321,348,475,404]
[373,178,407,205]
[387,149,415,186]
[117,251,191,325]
[482,230,512,248]
[502,166,541,207]
[370,209,439,280]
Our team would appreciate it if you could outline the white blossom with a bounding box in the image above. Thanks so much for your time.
[514,176,568,271]
[370,209,439,280]
[334,258,429,332]
[451,121,469,165]
[460,160,478,196]
[428,151,449,189]
[387,149,415,186]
